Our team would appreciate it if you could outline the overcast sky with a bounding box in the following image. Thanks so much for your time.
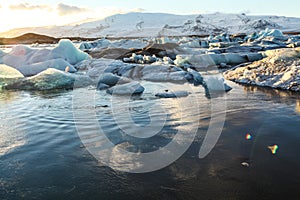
[0,0,299,33]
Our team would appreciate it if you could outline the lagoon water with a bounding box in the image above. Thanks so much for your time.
[0,81,300,200]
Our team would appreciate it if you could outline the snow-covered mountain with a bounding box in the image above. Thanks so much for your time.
[1,12,300,38]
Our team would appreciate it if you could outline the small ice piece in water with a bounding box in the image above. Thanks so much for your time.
[107,81,144,95]
[155,90,189,98]
[268,144,279,154]
[245,133,252,140]
[203,75,232,92]
[241,162,250,167]
[5,68,92,90]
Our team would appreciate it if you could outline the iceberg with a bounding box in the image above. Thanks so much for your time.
[203,75,232,92]
[51,39,91,65]
[0,64,24,88]
[15,58,77,77]
[0,64,24,80]
[174,53,249,69]
[224,47,300,91]
[0,39,90,76]
[5,68,92,90]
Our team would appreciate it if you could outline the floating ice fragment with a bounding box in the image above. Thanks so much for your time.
[241,162,250,167]
[106,81,144,95]
[155,91,189,98]
[4,68,92,90]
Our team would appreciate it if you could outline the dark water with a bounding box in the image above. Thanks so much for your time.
[0,81,300,200]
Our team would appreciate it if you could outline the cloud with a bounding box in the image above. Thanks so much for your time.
[57,3,88,16]
[9,3,51,11]
[131,8,146,13]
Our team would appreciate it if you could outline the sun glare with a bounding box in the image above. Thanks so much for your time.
[0,2,129,37]
[0,6,55,34]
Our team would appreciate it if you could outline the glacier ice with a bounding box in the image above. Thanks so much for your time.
[0,64,24,88]
[5,68,92,90]
[97,73,130,88]
[0,64,24,79]
[107,81,145,95]
[51,39,91,65]
[203,75,232,92]
[0,39,90,76]
[224,47,300,91]
[79,38,148,50]
[15,58,77,77]
[155,90,189,98]
[174,53,250,69]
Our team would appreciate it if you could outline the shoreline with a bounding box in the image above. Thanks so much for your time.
[1,31,300,45]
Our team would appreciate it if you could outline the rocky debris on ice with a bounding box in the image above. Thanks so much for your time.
[86,48,133,60]
[123,53,175,65]
[106,81,145,95]
[82,57,231,91]
[79,38,148,51]
[81,58,186,82]
[80,28,300,70]
[224,47,300,91]
[4,68,93,90]
[0,39,90,76]
[87,42,179,60]
[123,53,159,64]
[124,51,252,69]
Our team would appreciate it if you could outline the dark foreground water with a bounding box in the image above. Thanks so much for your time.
[0,81,300,200]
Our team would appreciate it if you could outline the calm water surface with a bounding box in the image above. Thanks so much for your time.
[0,81,300,200]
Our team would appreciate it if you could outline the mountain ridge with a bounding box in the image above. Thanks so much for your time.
[1,12,300,38]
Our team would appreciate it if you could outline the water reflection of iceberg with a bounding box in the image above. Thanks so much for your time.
[0,117,26,156]
[295,100,300,114]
